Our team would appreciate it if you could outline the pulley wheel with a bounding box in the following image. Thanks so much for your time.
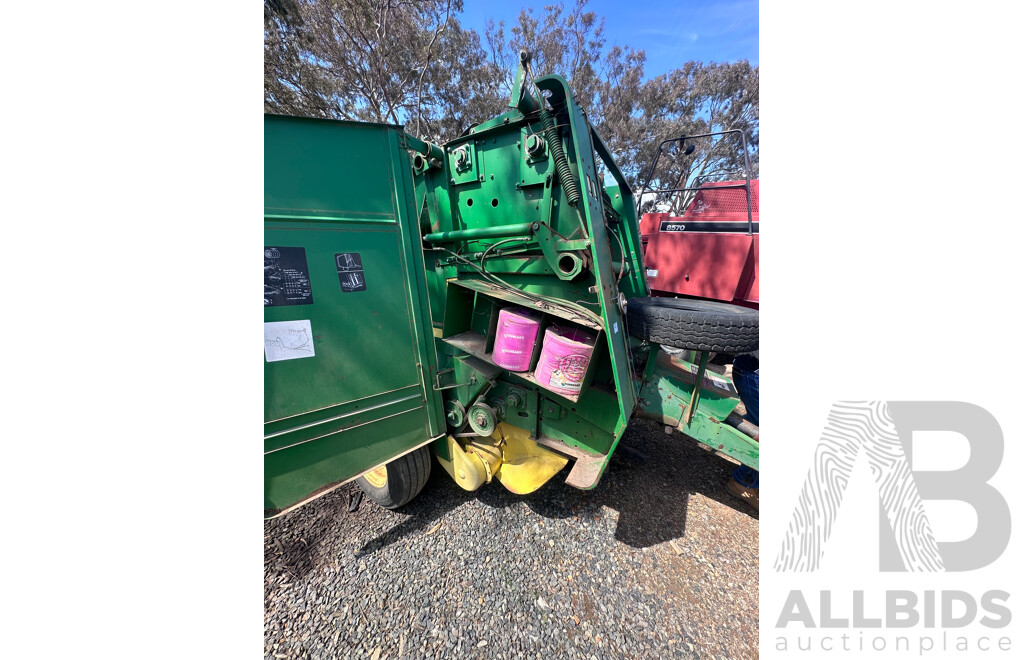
[468,401,497,436]
[445,400,467,429]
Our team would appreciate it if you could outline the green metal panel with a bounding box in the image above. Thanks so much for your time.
[264,115,400,221]
[264,115,443,517]
[264,222,421,421]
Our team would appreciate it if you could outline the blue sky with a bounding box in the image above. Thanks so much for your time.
[459,0,758,80]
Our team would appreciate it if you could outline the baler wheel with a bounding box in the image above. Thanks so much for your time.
[625,297,758,354]
[355,445,432,509]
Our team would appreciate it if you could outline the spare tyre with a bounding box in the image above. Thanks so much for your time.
[625,297,758,353]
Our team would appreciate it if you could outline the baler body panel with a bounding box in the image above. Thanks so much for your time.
[264,116,443,517]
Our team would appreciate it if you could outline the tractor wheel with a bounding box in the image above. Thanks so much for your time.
[355,446,432,509]
[625,297,758,354]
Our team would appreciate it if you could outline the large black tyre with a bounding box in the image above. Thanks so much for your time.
[355,445,432,509]
[625,297,758,353]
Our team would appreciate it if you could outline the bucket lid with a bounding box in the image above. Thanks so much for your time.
[546,325,595,347]
[500,305,541,322]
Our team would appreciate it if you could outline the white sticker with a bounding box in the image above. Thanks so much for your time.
[646,269,658,278]
[613,322,619,334]
[549,371,583,393]
[265,320,315,362]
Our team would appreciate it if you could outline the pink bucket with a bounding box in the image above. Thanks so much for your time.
[535,325,596,395]
[492,306,541,371]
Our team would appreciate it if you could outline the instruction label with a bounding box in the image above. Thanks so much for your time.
[335,252,368,293]
[264,246,313,307]
[264,320,315,362]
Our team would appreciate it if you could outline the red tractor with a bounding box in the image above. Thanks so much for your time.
[637,130,758,309]
[635,130,760,505]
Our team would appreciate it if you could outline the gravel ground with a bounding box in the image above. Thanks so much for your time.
[265,417,759,660]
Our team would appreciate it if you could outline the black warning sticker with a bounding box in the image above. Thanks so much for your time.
[335,253,367,293]
[264,246,314,307]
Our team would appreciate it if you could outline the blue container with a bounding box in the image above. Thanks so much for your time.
[731,354,759,425]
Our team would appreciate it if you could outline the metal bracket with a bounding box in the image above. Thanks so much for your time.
[433,368,476,391]
[449,142,479,185]
[534,222,586,280]
[684,351,709,426]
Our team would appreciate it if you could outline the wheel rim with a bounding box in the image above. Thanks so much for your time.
[363,465,388,488]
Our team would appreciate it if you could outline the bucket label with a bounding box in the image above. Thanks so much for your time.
[549,354,589,392]
[549,371,582,393]
[335,253,367,293]
[265,246,313,307]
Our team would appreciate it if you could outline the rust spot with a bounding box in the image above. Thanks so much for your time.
[718,444,724,450]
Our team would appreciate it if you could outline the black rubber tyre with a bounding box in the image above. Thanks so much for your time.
[625,297,758,353]
[355,446,432,509]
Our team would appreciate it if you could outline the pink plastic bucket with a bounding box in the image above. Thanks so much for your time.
[492,306,541,371]
[535,325,596,395]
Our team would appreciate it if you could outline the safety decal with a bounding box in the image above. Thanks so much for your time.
[335,253,367,293]
[264,246,313,307]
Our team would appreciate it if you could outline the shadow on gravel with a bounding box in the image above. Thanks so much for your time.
[352,470,478,556]
[506,418,755,549]
[266,490,355,579]
[352,418,756,555]
[598,418,758,548]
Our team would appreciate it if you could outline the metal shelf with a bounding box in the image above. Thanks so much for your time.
[442,330,583,403]
[449,279,603,331]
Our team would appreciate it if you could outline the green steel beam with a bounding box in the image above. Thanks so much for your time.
[637,351,759,470]
[423,222,537,244]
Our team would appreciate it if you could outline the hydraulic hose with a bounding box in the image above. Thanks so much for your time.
[539,108,581,207]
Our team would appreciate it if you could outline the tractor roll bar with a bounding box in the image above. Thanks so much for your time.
[636,129,754,235]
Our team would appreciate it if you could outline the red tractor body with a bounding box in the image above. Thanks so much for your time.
[640,179,759,308]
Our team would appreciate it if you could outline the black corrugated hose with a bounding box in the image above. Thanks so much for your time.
[539,108,581,207]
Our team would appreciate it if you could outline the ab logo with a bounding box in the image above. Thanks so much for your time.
[775,401,1010,572]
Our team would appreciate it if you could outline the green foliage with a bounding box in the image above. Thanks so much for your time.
[264,0,758,195]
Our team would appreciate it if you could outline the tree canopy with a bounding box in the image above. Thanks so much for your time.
[265,0,758,202]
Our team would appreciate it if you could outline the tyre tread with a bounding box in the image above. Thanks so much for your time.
[626,297,758,353]
[357,445,432,509]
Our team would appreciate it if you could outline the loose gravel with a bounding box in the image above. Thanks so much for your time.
[265,417,759,659]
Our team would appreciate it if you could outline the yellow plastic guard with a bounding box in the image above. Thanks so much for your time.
[436,423,569,494]
[492,423,569,495]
